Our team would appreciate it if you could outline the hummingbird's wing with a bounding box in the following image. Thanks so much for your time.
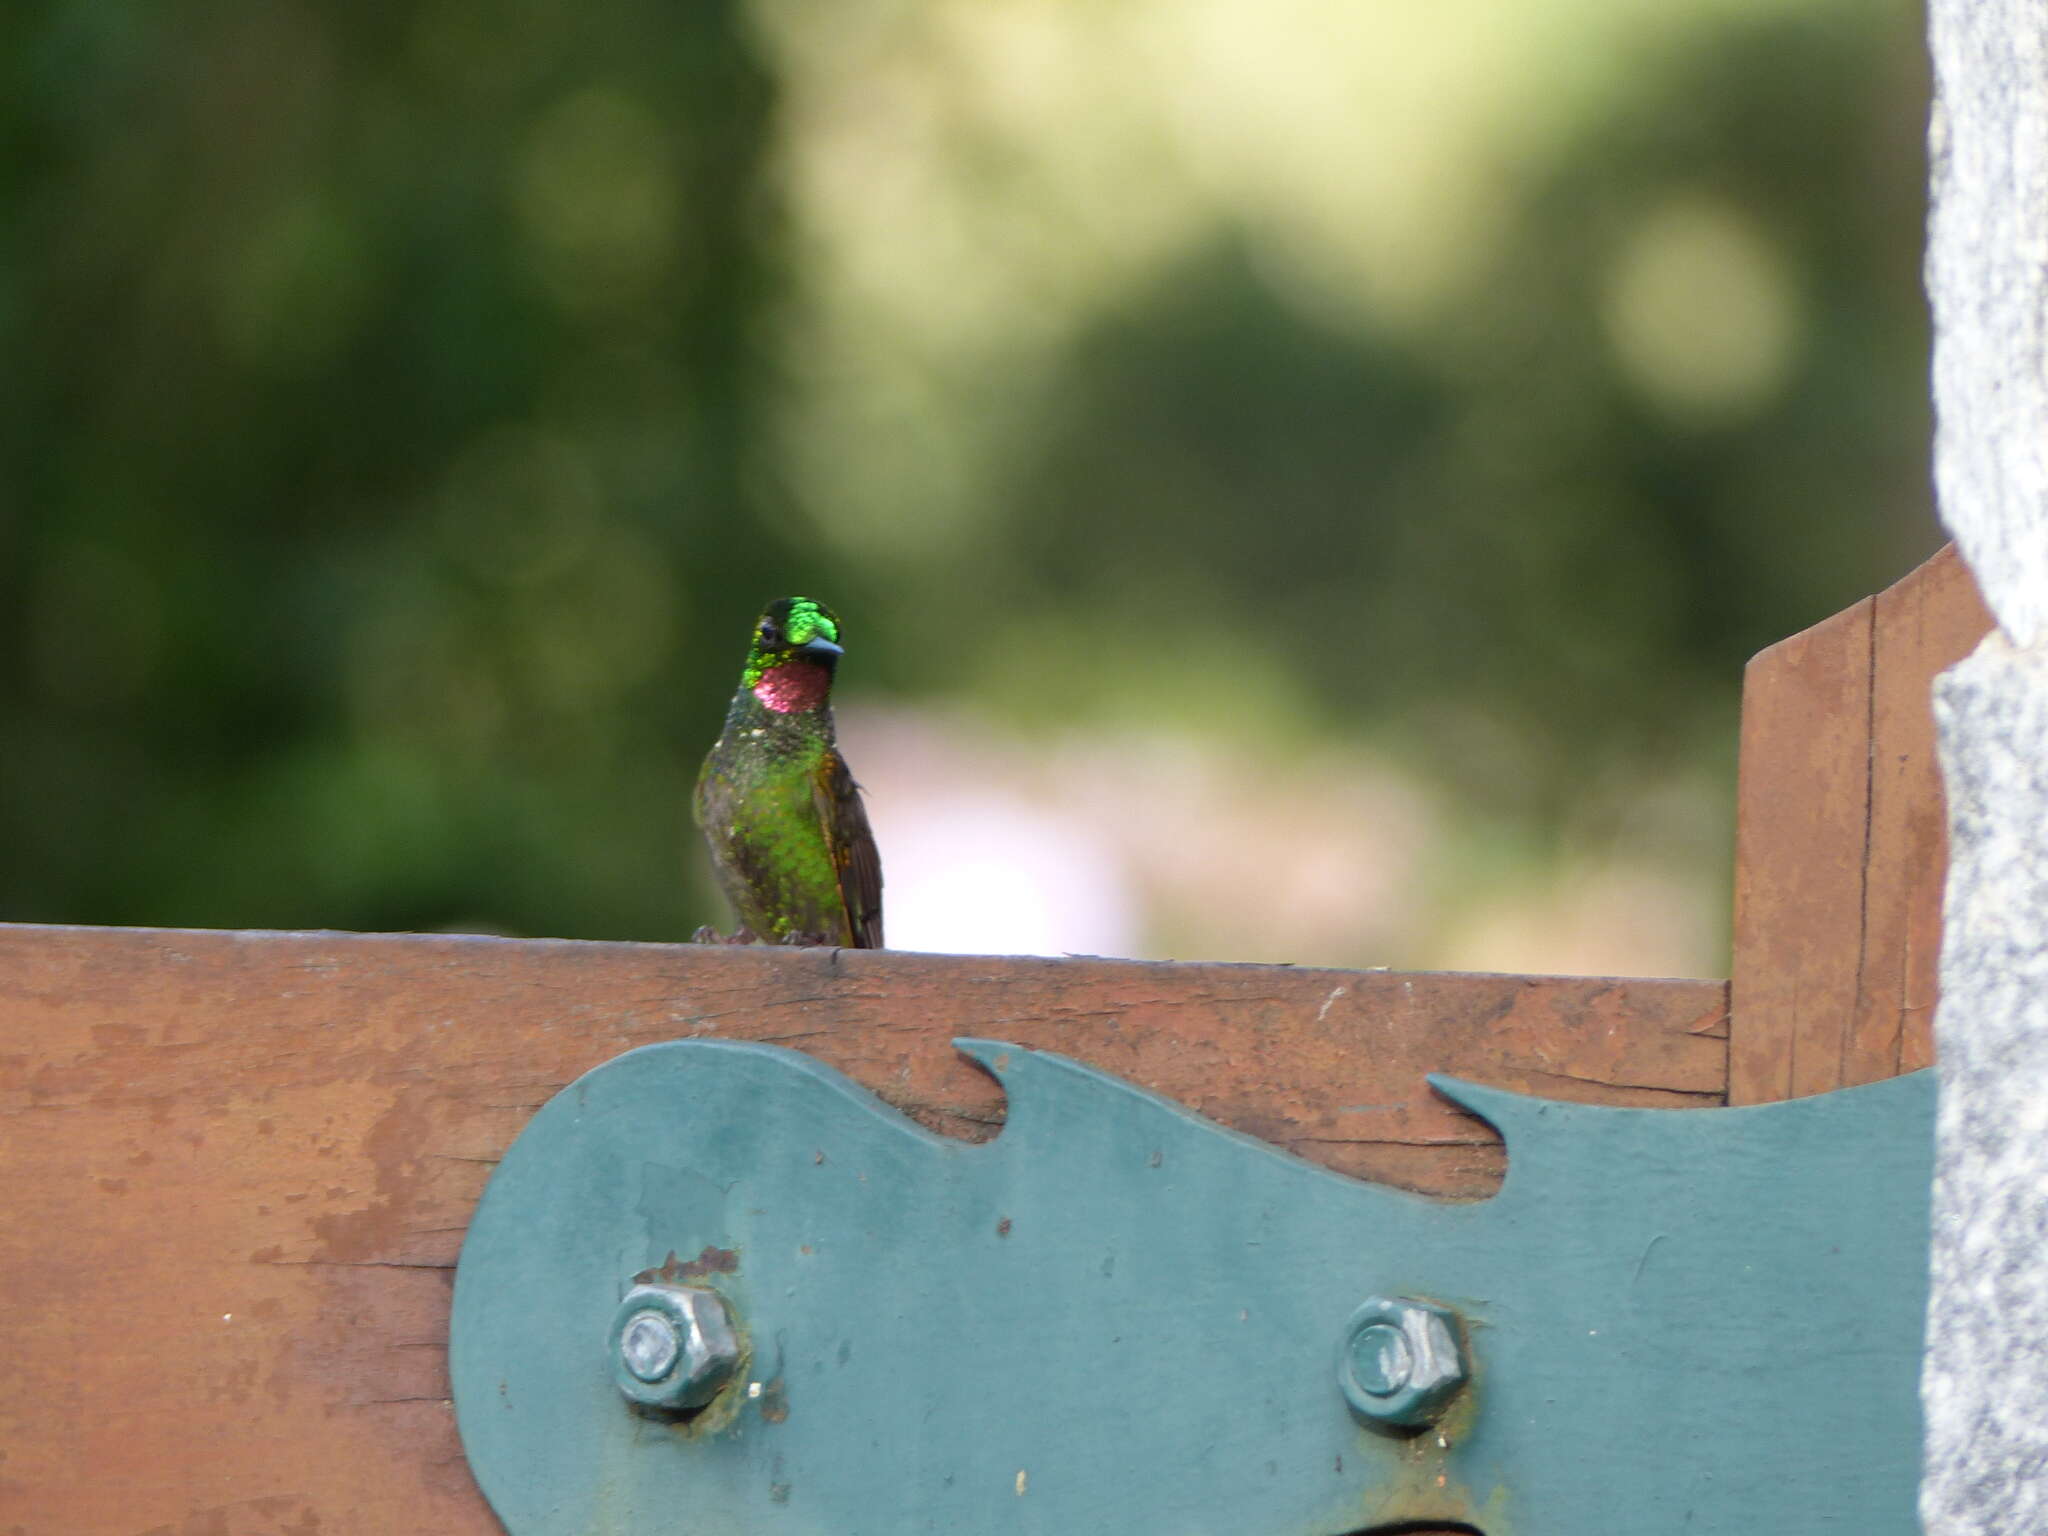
[812,747,884,948]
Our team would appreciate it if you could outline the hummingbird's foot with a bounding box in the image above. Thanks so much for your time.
[779,930,836,947]
[691,925,767,945]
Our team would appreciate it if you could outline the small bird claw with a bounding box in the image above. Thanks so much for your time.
[691,925,766,945]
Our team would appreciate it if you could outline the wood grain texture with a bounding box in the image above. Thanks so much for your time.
[0,922,1725,1535]
[1869,545,1994,1077]
[1730,542,1992,1103]
[1730,590,1875,1103]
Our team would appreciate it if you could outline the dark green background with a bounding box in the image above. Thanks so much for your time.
[1,2,1937,955]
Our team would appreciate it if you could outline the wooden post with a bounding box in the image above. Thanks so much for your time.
[1729,543,1990,1103]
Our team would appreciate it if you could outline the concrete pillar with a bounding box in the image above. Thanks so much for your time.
[1921,2,2048,1529]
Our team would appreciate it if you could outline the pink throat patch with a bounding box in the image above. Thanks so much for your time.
[753,661,831,714]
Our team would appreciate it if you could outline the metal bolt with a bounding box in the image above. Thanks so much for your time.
[1337,1296,1469,1429]
[620,1310,682,1383]
[1349,1321,1414,1397]
[609,1283,742,1413]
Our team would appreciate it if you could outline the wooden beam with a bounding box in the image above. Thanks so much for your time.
[1729,542,1992,1102]
[0,923,1724,1534]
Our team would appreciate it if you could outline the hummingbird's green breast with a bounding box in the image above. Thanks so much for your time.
[694,721,847,943]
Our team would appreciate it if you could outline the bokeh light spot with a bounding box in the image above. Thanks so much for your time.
[1601,192,1803,424]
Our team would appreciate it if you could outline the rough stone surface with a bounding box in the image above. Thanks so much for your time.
[1926,0,2048,649]
[1924,637,2048,1534]
[1924,0,2048,1524]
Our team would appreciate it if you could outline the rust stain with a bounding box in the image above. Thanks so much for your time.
[635,1245,740,1285]
[1343,1428,1492,1536]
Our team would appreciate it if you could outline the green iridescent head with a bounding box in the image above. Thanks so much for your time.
[741,596,844,691]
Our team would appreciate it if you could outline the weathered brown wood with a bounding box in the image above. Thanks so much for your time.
[1868,545,1993,1077]
[1730,542,1993,1103]
[1858,588,1932,1086]
[0,923,1725,1534]
[1730,588,1875,1103]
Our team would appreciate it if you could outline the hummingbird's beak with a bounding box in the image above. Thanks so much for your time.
[799,636,844,662]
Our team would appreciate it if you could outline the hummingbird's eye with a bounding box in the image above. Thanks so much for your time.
[758,622,782,647]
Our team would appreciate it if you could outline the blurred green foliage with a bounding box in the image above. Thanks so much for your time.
[1,0,1935,948]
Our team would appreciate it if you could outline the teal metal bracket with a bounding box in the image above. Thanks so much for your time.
[450,1039,1932,1535]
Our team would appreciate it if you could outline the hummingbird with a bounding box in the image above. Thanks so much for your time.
[693,597,884,948]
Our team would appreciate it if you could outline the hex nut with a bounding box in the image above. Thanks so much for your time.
[1337,1296,1469,1429]
[609,1283,742,1413]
